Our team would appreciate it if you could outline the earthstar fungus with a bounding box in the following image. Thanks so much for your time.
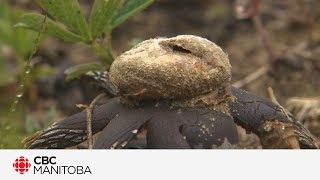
[24,35,318,149]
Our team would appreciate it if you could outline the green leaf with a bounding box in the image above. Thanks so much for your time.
[13,25,37,56]
[15,13,84,42]
[90,0,122,39]
[36,0,90,41]
[64,62,103,80]
[111,0,155,29]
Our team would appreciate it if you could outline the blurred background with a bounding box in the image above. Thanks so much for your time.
[0,0,319,148]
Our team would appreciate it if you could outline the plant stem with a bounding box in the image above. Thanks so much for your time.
[104,30,115,63]
[91,31,115,66]
[9,15,47,113]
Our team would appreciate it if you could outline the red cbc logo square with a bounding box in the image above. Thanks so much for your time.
[13,156,31,174]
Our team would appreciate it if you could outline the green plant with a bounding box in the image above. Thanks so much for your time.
[0,0,154,148]
[0,1,54,88]
[0,1,35,86]
[0,0,55,148]
[16,0,155,79]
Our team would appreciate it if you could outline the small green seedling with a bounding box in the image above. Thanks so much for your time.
[16,0,155,80]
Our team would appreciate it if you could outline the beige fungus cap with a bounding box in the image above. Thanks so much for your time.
[110,35,232,108]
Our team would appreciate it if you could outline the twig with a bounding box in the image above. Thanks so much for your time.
[233,0,279,88]
[232,65,269,88]
[268,88,318,149]
[266,87,301,149]
[252,16,277,62]
[86,93,106,149]
[235,0,277,62]
[267,87,290,120]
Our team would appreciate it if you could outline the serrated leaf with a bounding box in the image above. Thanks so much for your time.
[90,0,122,38]
[36,0,90,41]
[111,0,155,29]
[64,62,103,80]
[15,13,84,42]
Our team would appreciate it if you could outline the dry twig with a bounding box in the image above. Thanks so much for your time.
[267,87,290,120]
[232,65,269,88]
[265,87,300,149]
[86,93,106,149]
[233,0,279,88]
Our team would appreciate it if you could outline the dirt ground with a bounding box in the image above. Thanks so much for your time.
[2,0,320,148]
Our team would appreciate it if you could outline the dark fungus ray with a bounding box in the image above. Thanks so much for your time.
[146,110,190,149]
[93,105,157,149]
[179,108,239,149]
[230,87,318,149]
[25,87,318,149]
[26,98,124,149]
[229,87,289,132]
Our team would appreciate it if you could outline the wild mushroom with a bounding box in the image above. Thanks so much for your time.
[24,35,318,149]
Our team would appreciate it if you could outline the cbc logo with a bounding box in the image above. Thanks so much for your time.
[34,156,56,165]
[13,156,57,174]
[13,156,31,174]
